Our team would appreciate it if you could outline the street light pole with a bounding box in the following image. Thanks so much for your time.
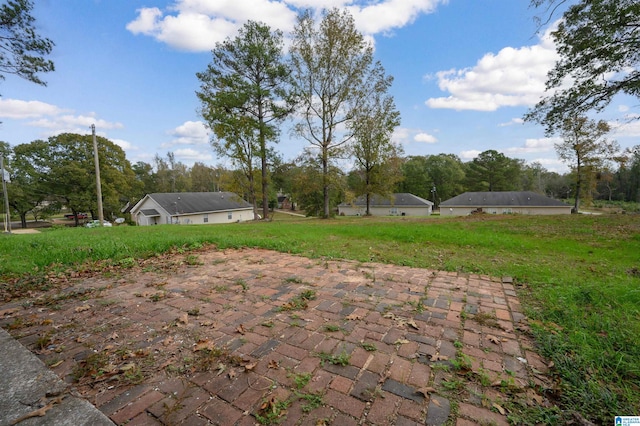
[92,124,104,225]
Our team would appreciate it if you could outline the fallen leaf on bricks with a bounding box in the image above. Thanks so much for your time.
[487,335,500,344]
[75,305,91,313]
[268,359,280,369]
[416,386,436,397]
[345,313,363,321]
[236,324,246,334]
[492,403,506,415]
[394,339,410,345]
[430,354,448,362]
[178,313,189,325]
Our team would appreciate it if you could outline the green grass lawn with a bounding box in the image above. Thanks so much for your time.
[1,213,639,422]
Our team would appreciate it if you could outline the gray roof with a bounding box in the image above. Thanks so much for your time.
[440,191,569,207]
[140,209,160,217]
[148,192,252,215]
[339,193,433,207]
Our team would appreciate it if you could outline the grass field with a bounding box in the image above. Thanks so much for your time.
[1,212,639,422]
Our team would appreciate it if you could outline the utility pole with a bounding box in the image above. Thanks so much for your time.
[92,124,104,225]
[1,154,11,234]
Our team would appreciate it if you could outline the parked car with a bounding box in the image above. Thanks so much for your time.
[64,213,88,220]
[85,220,112,228]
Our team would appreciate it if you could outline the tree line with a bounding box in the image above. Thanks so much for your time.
[3,134,638,226]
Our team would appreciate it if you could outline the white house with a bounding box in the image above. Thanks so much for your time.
[439,191,572,216]
[338,193,433,216]
[130,192,254,226]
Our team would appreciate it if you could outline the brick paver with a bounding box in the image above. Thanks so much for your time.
[0,247,556,425]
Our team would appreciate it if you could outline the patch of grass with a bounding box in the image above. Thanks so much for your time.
[235,279,248,291]
[316,350,350,366]
[277,290,317,312]
[290,372,312,389]
[255,397,290,425]
[323,324,342,332]
[295,391,324,413]
[360,342,377,352]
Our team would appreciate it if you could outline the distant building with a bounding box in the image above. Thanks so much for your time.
[130,192,254,225]
[338,193,433,216]
[439,191,572,216]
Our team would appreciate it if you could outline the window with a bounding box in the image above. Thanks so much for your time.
[390,207,398,215]
[203,214,208,223]
[228,212,233,220]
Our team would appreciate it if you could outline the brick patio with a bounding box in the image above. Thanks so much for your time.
[0,247,555,425]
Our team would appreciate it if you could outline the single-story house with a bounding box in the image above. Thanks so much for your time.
[338,193,433,216]
[439,191,572,216]
[130,192,254,226]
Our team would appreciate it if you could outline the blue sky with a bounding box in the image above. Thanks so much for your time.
[0,0,638,173]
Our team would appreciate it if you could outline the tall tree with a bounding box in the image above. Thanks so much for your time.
[290,8,384,218]
[350,72,402,215]
[465,150,522,192]
[526,0,640,132]
[424,154,466,206]
[197,20,294,220]
[397,156,431,199]
[0,0,54,88]
[556,116,619,212]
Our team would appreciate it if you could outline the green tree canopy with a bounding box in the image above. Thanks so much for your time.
[556,116,619,212]
[465,150,522,192]
[197,20,294,220]
[526,0,640,133]
[350,69,402,215]
[0,0,54,87]
[290,8,387,218]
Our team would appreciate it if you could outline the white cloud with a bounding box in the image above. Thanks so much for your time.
[28,114,123,131]
[347,0,447,35]
[610,115,640,138]
[0,98,68,119]
[498,118,524,127]
[618,105,630,113]
[506,137,559,154]
[111,138,135,151]
[414,132,437,143]
[459,149,481,160]
[126,0,447,52]
[174,147,213,162]
[163,120,210,148]
[425,25,559,111]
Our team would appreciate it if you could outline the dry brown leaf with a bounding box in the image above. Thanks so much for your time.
[108,332,119,340]
[383,312,396,319]
[200,320,214,327]
[236,324,246,334]
[406,319,419,330]
[41,319,53,325]
[268,359,280,369]
[487,334,500,344]
[394,339,410,345]
[492,403,506,415]
[228,369,237,379]
[216,363,226,375]
[119,362,136,372]
[75,305,91,313]
[432,398,441,407]
[430,354,448,362]
[345,313,363,321]
[178,313,189,325]
[193,339,213,351]
[162,337,173,346]
[49,360,63,368]
[244,362,258,372]
[416,386,436,397]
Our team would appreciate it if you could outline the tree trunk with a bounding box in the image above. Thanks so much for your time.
[322,148,330,218]
[20,213,27,229]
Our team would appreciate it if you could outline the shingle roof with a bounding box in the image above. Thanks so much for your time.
[440,191,569,207]
[339,193,433,207]
[140,209,160,217]
[148,192,252,215]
